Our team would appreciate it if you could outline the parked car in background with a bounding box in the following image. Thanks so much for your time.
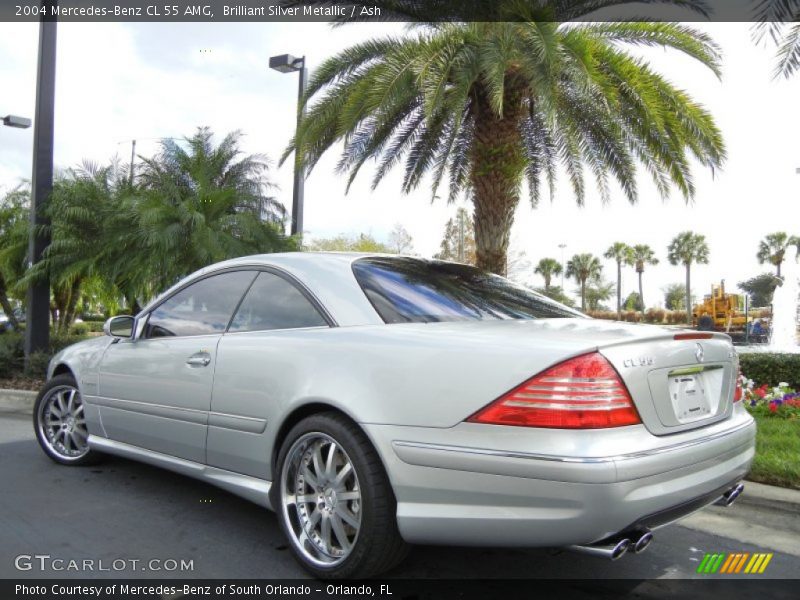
[0,308,25,333]
[33,253,755,578]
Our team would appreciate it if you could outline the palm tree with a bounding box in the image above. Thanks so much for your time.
[134,128,295,291]
[603,242,633,319]
[284,4,725,274]
[756,232,799,278]
[0,186,29,329]
[629,245,659,312]
[566,253,602,311]
[667,232,709,325]
[753,3,800,78]
[534,258,562,291]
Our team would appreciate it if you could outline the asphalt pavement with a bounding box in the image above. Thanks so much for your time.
[1,406,798,586]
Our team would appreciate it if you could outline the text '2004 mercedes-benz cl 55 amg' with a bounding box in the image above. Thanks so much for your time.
[34,253,755,578]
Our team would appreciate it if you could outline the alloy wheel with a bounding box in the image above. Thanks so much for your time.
[36,385,90,461]
[281,432,362,567]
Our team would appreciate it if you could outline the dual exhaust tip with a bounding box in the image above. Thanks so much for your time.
[569,529,653,561]
[714,483,745,507]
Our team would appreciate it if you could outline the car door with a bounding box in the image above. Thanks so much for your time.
[207,269,332,478]
[97,269,257,463]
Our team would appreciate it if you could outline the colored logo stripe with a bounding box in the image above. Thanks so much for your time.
[697,552,772,574]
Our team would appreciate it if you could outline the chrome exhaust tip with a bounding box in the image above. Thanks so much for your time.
[568,538,631,561]
[715,483,745,507]
[632,530,653,554]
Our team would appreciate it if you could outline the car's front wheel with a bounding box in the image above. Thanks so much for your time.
[33,374,101,466]
[276,412,408,578]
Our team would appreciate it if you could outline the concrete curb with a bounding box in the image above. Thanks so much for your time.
[1,388,799,510]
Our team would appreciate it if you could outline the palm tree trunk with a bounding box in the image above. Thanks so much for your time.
[685,264,692,326]
[0,275,19,330]
[470,84,526,275]
[544,274,551,291]
[616,261,622,319]
[777,262,782,278]
[581,279,587,311]
[638,271,644,313]
[63,279,82,330]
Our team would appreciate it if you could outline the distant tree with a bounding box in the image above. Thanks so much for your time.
[667,231,710,325]
[584,275,615,311]
[756,232,799,277]
[387,223,414,254]
[434,207,475,265]
[663,283,689,311]
[623,291,642,311]
[534,258,562,291]
[604,242,633,319]
[629,244,659,312]
[566,253,602,311]
[307,233,393,253]
[738,273,780,308]
[534,285,575,308]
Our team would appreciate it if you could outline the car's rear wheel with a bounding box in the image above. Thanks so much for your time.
[33,374,101,466]
[276,412,408,578]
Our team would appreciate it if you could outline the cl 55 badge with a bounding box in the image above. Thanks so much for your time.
[623,357,655,367]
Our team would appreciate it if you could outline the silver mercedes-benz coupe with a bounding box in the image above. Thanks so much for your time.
[34,253,755,578]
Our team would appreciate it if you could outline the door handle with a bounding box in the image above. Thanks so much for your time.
[186,354,211,367]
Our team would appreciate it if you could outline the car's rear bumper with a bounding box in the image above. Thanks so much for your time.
[362,408,755,547]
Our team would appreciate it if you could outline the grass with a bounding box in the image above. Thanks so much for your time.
[747,414,800,489]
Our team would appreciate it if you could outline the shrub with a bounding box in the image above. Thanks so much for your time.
[0,333,24,379]
[24,352,51,379]
[644,308,666,324]
[623,311,641,323]
[738,352,800,389]
[587,310,617,321]
[70,322,91,336]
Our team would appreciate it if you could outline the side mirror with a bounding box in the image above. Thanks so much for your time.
[103,315,135,339]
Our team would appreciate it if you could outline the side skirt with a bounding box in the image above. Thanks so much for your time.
[88,435,273,510]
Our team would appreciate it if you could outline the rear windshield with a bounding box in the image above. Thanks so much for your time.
[352,257,583,324]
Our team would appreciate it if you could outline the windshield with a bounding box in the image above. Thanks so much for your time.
[352,257,584,324]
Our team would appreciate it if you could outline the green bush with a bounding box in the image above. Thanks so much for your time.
[24,352,51,379]
[738,352,800,389]
[70,322,91,336]
[0,333,24,379]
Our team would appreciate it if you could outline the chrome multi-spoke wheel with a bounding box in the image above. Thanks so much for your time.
[281,432,362,567]
[276,413,408,578]
[37,385,89,460]
[33,374,99,466]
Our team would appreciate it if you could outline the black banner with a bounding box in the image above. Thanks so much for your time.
[1,0,798,23]
[3,579,800,600]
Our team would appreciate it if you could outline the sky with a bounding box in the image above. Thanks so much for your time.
[1,21,799,308]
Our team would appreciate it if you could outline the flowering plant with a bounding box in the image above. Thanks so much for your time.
[739,375,800,418]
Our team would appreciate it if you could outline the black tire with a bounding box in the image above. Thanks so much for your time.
[33,374,102,466]
[275,412,408,578]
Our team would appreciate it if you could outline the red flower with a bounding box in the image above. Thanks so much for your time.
[769,403,778,413]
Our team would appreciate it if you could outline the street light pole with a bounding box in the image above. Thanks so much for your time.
[25,1,57,361]
[558,243,567,289]
[269,53,307,238]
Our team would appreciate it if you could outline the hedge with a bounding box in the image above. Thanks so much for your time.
[738,352,800,389]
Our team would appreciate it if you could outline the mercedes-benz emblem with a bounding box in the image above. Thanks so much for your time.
[695,343,705,363]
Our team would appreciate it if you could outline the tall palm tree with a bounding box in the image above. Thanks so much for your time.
[756,232,799,278]
[566,253,602,311]
[534,257,562,291]
[629,245,659,312]
[603,242,633,319]
[667,232,709,325]
[284,3,725,274]
[0,186,29,329]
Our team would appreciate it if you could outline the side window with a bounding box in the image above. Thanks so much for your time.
[145,271,256,338]
[228,271,328,333]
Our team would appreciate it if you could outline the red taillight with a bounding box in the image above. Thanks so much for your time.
[674,333,714,340]
[467,352,641,429]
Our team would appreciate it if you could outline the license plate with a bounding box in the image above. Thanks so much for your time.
[669,371,713,423]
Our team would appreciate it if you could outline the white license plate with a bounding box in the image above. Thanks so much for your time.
[669,372,713,423]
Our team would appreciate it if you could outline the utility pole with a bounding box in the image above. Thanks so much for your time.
[25,0,57,361]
